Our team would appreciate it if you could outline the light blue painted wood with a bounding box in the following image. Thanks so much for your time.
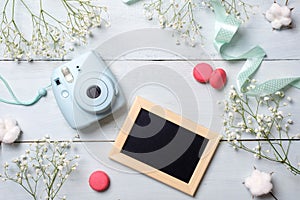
[0,142,299,200]
[1,60,300,141]
[0,0,299,199]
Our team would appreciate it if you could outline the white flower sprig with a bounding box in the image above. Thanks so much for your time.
[143,0,255,46]
[0,0,109,61]
[204,0,257,22]
[222,85,299,175]
[144,0,203,46]
[0,136,80,199]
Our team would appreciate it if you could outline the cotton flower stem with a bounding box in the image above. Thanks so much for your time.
[270,192,278,200]
[285,0,289,5]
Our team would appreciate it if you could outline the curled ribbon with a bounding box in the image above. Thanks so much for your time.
[210,0,300,96]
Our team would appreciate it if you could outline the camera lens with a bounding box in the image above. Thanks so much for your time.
[87,85,101,99]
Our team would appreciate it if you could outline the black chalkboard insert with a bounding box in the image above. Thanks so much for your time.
[121,109,208,183]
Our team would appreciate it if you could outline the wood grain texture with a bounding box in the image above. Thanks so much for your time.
[0,0,299,199]
[1,60,300,141]
[0,141,299,199]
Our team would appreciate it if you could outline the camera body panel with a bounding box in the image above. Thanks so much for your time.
[51,51,125,129]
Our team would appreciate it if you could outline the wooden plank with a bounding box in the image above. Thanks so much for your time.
[1,60,300,141]
[86,0,300,60]
[0,1,299,199]
[0,141,299,199]
[0,1,300,60]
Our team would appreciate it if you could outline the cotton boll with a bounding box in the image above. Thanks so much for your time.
[2,126,21,144]
[271,20,283,30]
[265,2,292,30]
[280,17,292,26]
[0,128,6,141]
[269,3,281,16]
[0,119,6,141]
[265,11,275,21]
[281,6,291,17]
[0,118,21,144]
[4,118,17,129]
[0,118,4,129]
[244,169,273,197]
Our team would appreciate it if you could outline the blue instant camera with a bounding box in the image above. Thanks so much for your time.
[51,51,125,129]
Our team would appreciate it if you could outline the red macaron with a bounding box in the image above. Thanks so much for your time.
[89,171,110,192]
[193,63,213,83]
[209,68,227,89]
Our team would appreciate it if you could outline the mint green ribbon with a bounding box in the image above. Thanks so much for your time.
[210,0,300,96]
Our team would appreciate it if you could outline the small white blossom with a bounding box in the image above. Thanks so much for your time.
[17,178,22,183]
[263,96,270,101]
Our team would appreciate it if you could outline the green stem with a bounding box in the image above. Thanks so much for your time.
[47,168,59,198]
[4,171,36,199]
[12,0,15,19]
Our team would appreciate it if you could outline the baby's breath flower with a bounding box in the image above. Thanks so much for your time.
[0,0,109,60]
[287,96,292,102]
[0,136,80,199]
[4,162,9,168]
[222,85,299,175]
[263,96,270,101]
[144,0,204,46]
[57,166,63,171]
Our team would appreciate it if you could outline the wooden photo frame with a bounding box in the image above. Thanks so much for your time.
[110,96,222,196]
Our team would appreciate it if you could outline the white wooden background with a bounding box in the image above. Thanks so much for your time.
[0,0,299,199]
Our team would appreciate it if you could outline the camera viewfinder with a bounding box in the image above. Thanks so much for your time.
[61,66,74,83]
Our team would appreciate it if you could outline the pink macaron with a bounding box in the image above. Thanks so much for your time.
[89,171,110,192]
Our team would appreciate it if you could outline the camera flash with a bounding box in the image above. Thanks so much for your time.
[61,66,74,83]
